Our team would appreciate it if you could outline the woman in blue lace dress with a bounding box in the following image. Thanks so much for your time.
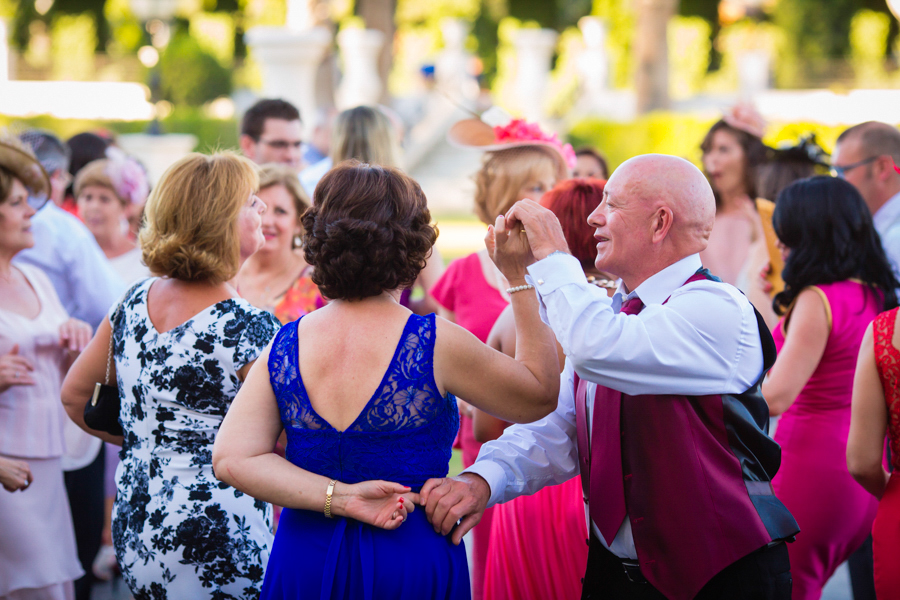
[213,161,561,599]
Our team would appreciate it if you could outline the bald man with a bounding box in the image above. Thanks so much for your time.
[421,155,798,600]
[832,122,900,273]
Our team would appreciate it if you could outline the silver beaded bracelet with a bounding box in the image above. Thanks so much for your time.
[506,283,535,294]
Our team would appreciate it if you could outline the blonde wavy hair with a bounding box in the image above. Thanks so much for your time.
[473,146,565,225]
[330,106,401,168]
[140,152,259,283]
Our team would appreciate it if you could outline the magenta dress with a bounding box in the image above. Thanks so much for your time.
[430,251,508,600]
[771,281,880,600]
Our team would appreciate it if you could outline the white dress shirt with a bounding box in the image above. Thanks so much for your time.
[14,202,125,329]
[465,252,764,559]
[299,156,332,199]
[873,190,900,277]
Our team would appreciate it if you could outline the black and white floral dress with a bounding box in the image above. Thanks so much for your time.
[109,279,279,600]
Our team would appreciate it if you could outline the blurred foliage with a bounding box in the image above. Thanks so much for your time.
[773,0,896,87]
[51,14,96,80]
[0,107,238,153]
[591,0,633,89]
[850,9,891,87]
[12,0,109,51]
[567,114,856,175]
[158,30,232,105]
[705,18,780,91]
[0,0,15,18]
[668,16,710,100]
[190,12,235,65]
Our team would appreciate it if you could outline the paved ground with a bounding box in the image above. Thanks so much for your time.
[91,556,854,599]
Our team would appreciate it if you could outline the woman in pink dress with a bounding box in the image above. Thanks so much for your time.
[476,178,614,600]
[759,176,899,600]
[0,136,93,599]
[430,111,574,599]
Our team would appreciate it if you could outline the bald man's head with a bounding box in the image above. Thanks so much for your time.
[587,154,716,290]
[611,154,715,252]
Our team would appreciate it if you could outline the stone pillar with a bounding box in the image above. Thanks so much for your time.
[634,0,677,114]
[117,133,197,186]
[244,26,332,129]
[512,28,558,122]
[286,0,314,32]
[577,17,609,111]
[435,18,477,100]
[737,50,770,100]
[336,28,385,109]
[0,20,9,82]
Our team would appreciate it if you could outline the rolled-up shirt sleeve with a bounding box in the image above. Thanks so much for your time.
[465,360,581,507]
[527,253,762,396]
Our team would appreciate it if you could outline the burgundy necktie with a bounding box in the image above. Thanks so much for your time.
[590,294,644,544]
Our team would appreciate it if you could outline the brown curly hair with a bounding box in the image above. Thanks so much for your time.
[302,161,437,300]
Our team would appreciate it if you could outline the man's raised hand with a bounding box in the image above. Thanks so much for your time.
[505,199,570,262]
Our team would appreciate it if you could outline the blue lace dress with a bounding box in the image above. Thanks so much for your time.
[260,313,470,600]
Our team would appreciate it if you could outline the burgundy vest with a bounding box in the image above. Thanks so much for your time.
[575,270,798,600]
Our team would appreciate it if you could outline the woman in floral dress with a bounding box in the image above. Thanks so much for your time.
[62,152,279,600]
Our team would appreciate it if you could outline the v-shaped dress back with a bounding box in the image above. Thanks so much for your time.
[261,312,470,600]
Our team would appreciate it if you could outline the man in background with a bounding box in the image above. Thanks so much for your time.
[239,98,304,172]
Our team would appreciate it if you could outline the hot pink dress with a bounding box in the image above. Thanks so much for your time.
[772,280,880,600]
[430,251,508,600]
[484,475,588,600]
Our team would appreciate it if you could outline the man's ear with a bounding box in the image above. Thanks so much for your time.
[650,205,674,244]
[239,135,257,161]
[876,155,896,182]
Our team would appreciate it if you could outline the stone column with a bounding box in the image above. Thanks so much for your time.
[577,17,609,111]
[117,133,197,186]
[512,28,558,122]
[634,0,677,114]
[336,28,385,109]
[244,26,332,128]
[435,18,477,100]
[0,20,9,82]
[737,50,770,100]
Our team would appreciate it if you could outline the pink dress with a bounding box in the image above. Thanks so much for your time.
[484,475,588,600]
[430,251,508,600]
[772,281,880,600]
[0,264,83,599]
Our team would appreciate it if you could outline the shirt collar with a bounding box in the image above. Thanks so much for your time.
[614,254,703,306]
[873,190,900,236]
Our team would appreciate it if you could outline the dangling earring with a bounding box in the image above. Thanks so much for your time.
[293,235,303,249]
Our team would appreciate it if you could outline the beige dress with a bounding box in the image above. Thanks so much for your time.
[0,264,83,599]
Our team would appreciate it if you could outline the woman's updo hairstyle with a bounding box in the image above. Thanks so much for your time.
[141,152,258,284]
[473,145,566,225]
[302,161,437,300]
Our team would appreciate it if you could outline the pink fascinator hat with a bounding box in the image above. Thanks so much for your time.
[105,147,150,206]
[448,107,577,172]
[722,103,767,139]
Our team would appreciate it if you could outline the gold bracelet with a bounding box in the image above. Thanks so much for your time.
[324,479,337,518]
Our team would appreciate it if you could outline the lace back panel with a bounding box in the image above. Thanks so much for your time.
[268,313,459,489]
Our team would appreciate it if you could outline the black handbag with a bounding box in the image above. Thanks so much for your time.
[83,304,123,436]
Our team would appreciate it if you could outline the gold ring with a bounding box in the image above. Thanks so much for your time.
[520,229,526,233]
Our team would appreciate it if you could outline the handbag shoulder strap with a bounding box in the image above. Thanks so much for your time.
[105,302,123,386]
